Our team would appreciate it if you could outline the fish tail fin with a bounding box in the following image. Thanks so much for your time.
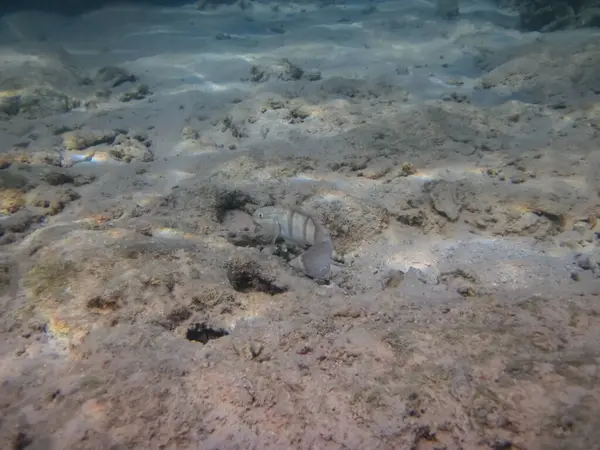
[298,240,333,281]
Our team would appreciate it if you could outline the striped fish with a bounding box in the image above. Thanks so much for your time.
[252,205,334,281]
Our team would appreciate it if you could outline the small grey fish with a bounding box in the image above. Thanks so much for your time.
[252,205,334,280]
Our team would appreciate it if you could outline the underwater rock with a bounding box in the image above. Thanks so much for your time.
[0,87,80,119]
[303,196,389,253]
[516,0,600,31]
[181,126,201,141]
[477,35,600,108]
[0,189,26,215]
[436,0,459,19]
[0,149,62,167]
[59,128,153,165]
[195,0,238,9]
[42,171,75,186]
[119,83,151,102]
[94,66,137,88]
[62,129,117,151]
[0,44,89,119]
[26,186,80,215]
[108,138,154,163]
[426,180,464,222]
[246,59,322,84]
[279,58,322,82]
[221,114,249,139]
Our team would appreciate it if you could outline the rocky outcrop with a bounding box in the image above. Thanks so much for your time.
[509,0,600,31]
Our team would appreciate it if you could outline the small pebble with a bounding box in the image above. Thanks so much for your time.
[570,271,580,281]
[576,254,592,270]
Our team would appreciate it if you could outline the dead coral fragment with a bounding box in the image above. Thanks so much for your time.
[0,189,26,214]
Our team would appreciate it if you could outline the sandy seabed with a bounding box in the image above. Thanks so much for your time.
[1,0,600,448]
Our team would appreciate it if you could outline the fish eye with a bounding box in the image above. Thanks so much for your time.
[258,212,264,218]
